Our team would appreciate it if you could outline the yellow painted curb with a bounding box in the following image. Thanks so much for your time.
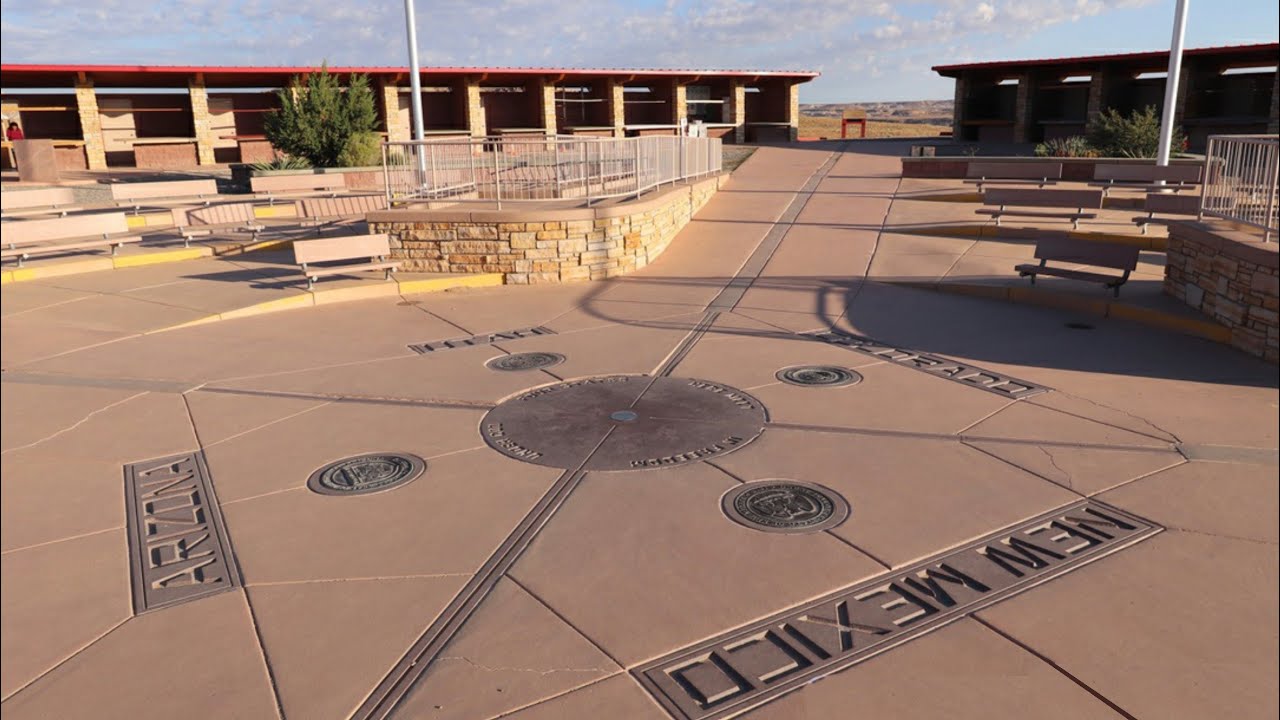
[893,280,1234,345]
[113,247,211,269]
[399,273,504,294]
[253,204,299,219]
[903,224,1166,250]
[145,273,505,333]
[1,271,12,285]
[1,258,115,283]
[1107,302,1231,342]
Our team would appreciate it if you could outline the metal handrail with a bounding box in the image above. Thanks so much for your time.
[381,134,722,210]
[1198,134,1279,243]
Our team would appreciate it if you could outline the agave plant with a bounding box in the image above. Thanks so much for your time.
[250,155,313,172]
[1034,136,1098,158]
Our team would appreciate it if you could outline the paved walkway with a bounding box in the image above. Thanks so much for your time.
[1,142,1276,720]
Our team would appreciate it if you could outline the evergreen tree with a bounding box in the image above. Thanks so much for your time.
[264,63,378,167]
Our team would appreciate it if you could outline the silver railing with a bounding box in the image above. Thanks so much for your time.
[381,134,722,209]
[1199,134,1279,242]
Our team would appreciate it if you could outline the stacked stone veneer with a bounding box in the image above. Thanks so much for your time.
[369,175,724,284]
[1164,221,1279,363]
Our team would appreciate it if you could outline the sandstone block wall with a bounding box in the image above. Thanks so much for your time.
[369,175,724,284]
[1165,221,1279,363]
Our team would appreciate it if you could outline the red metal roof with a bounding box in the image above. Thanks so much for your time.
[0,63,818,89]
[932,42,1279,76]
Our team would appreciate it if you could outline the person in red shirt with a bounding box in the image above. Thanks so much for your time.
[6,122,25,141]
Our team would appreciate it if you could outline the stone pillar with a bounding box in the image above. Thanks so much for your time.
[608,79,626,137]
[537,78,557,135]
[1269,70,1279,135]
[188,78,217,166]
[380,81,410,142]
[787,82,800,142]
[74,78,107,170]
[673,82,687,128]
[465,77,486,138]
[1086,69,1107,126]
[727,80,747,144]
[1013,72,1033,143]
[951,74,967,139]
[1173,60,1193,127]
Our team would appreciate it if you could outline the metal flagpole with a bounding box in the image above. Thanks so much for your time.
[1156,0,1190,167]
[404,0,428,177]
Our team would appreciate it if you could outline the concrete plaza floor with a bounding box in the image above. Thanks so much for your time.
[1,142,1277,720]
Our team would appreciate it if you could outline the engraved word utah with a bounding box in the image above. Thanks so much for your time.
[124,452,240,614]
[635,500,1159,720]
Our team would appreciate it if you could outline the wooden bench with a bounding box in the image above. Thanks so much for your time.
[977,188,1104,230]
[110,179,219,213]
[1,187,81,218]
[292,233,399,289]
[1089,164,1202,196]
[964,162,1063,191]
[1015,237,1141,297]
[171,202,265,246]
[298,194,388,234]
[250,174,347,204]
[1131,192,1201,234]
[1,212,137,266]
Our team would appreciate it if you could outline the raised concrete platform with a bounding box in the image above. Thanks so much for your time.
[1,143,1275,720]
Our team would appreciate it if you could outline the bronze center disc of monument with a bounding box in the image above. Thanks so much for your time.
[480,375,768,471]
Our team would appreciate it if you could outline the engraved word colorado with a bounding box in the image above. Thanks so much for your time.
[124,452,240,614]
[634,500,1159,720]
[807,330,1050,399]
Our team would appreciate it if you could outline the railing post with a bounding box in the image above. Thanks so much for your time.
[1197,136,1212,221]
[428,143,437,199]
[1264,145,1277,243]
[382,142,391,206]
[554,139,562,199]
[637,134,645,194]
[493,140,502,210]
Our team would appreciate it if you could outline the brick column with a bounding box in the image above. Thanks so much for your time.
[1013,72,1033,143]
[727,80,747,143]
[1269,70,1279,135]
[1086,69,1107,126]
[787,82,800,142]
[537,79,557,135]
[465,77,486,138]
[608,79,626,137]
[188,78,217,165]
[951,74,967,139]
[380,81,410,142]
[672,82,687,128]
[74,78,107,170]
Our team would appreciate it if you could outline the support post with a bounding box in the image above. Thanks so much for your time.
[1157,0,1190,167]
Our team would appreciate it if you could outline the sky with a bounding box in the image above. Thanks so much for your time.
[0,0,1276,102]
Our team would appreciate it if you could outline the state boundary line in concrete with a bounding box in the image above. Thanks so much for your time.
[355,145,850,719]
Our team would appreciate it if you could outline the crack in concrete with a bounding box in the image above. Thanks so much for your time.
[1037,445,1073,489]
[1046,390,1184,445]
[0,391,147,455]
[437,656,611,677]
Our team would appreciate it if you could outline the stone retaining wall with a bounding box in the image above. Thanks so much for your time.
[1165,221,1278,363]
[368,175,724,284]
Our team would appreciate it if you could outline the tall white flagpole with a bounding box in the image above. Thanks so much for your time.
[1156,0,1190,166]
[404,0,426,143]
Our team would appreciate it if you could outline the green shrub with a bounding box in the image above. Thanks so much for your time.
[1034,136,1098,158]
[1087,106,1184,158]
[336,131,383,167]
[263,63,378,167]
[250,155,312,172]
